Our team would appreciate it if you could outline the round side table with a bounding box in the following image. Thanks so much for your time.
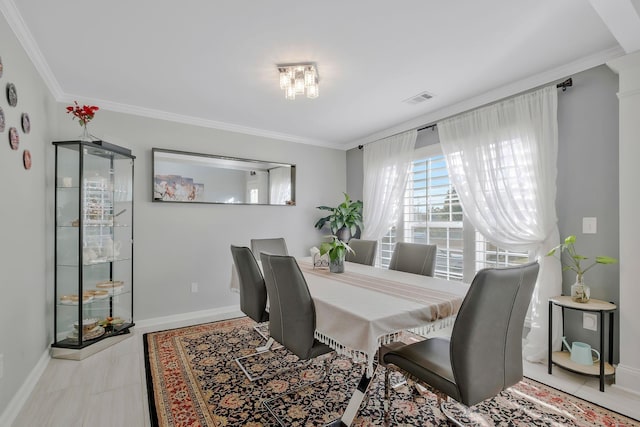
[548,295,616,392]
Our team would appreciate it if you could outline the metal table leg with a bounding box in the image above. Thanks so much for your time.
[326,367,377,427]
[599,309,605,392]
[548,300,553,374]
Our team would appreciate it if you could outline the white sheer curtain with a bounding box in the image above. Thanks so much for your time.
[269,167,291,205]
[361,130,417,241]
[438,85,562,362]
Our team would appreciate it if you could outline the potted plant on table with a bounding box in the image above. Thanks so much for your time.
[320,235,355,273]
[546,235,617,303]
[314,193,364,242]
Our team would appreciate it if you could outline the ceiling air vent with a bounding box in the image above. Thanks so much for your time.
[404,91,434,105]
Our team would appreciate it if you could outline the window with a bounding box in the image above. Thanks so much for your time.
[380,145,531,281]
[474,232,531,271]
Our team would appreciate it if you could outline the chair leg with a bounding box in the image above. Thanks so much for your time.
[393,376,408,390]
[384,366,391,422]
[262,353,335,426]
[253,322,269,341]
[256,336,275,352]
[234,349,271,382]
[440,400,485,427]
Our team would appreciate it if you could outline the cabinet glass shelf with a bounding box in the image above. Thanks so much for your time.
[55,257,133,267]
[52,139,135,357]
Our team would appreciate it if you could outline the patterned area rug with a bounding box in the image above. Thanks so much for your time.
[144,317,638,426]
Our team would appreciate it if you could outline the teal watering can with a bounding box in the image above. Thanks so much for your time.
[562,336,600,365]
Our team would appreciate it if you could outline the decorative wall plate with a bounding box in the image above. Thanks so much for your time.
[8,126,18,150]
[6,82,17,107]
[0,106,4,132]
[21,113,30,133]
[23,150,31,170]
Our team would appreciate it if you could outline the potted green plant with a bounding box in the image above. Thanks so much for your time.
[314,193,364,242]
[546,235,617,303]
[320,235,355,273]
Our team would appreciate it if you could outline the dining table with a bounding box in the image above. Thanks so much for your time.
[230,256,469,426]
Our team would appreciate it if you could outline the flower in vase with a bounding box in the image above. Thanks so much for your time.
[66,101,99,126]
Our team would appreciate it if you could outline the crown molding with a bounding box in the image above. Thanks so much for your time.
[1,0,340,150]
[2,0,625,152]
[0,0,64,99]
[347,45,626,150]
[60,93,342,149]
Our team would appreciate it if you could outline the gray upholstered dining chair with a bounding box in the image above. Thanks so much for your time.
[388,242,437,276]
[230,245,269,325]
[260,252,335,425]
[230,245,279,381]
[383,261,540,424]
[345,239,378,266]
[250,237,288,258]
[231,245,286,381]
[260,252,333,362]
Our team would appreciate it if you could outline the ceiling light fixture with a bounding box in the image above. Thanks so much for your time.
[277,63,319,100]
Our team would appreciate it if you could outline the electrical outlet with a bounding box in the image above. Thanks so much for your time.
[583,313,598,331]
[0,353,4,379]
[191,282,198,293]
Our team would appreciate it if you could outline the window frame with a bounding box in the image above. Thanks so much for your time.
[386,143,532,282]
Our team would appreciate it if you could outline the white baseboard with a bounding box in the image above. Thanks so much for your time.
[612,363,640,396]
[134,305,243,333]
[0,306,243,427]
[0,349,50,427]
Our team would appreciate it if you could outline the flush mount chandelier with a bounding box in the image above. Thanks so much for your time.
[277,63,319,100]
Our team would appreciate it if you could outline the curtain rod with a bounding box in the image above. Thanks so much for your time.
[358,78,573,150]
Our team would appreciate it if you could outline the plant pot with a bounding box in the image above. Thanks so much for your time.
[329,257,345,273]
[571,275,590,303]
[336,227,351,242]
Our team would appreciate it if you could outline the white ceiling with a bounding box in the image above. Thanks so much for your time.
[3,0,639,149]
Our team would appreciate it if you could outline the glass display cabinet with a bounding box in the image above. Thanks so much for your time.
[52,140,135,358]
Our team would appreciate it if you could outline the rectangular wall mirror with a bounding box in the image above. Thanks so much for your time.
[152,148,296,205]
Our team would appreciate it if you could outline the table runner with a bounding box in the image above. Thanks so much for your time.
[298,259,463,321]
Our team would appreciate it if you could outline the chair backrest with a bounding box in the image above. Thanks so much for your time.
[345,239,378,266]
[450,261,539,406]
[260,253,318,360]
[230,245,269,323]
[251,238,288,258]
[388,242,437,276]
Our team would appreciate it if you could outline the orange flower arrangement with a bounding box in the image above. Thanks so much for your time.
[66,101,99,126]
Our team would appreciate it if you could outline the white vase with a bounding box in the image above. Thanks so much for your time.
[571,274,590,303]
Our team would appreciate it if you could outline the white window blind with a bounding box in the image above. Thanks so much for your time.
[380,146,531,280]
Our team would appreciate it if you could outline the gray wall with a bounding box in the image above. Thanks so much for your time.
[346,64,620,360]
[0,12,346,418]
[556,65,619,359]
[346,148,363,201]
[0,14,57,416]
[60,110,346,321]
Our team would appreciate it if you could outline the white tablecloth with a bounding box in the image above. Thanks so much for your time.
[231,256,468,375]
[298,258,467,374]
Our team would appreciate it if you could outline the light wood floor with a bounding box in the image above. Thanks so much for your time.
[11,318,640,426]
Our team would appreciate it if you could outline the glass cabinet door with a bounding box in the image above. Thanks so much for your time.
[53,141,134,350]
